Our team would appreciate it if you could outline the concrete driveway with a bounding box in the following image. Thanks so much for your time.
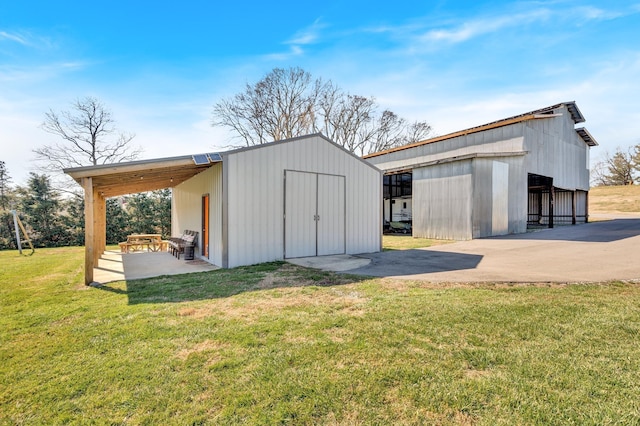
[297,216,640,283]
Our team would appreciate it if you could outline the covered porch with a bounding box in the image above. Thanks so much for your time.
[64,154,219,285]
[93,249,218,284]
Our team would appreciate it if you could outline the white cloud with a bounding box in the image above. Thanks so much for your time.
[263,45,304,61]
[0,61,87,83]
[286,19,326,46]
[264,18,326,61]
[0,31,29,45]
[420,9,551,44]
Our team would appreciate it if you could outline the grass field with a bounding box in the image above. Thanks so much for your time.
[382,234,451,250]
[2,247,640,424]
[590,185,640,213]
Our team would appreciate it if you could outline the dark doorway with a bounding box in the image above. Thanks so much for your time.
[383,172,412,234]
[202,194,209,257]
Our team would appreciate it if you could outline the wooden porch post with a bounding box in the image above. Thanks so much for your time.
[93,191,106,265]
[82,177,95,285]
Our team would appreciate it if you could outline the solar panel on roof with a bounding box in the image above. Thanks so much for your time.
[208,153,222,162]
[192,154,209,165]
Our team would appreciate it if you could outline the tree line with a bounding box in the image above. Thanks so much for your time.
[0,165,170,250]
[591,144,640,186]
[1,66,434,250]
[3,64,635,250]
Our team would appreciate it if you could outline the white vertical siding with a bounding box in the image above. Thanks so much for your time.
[172,163,223,266]
[367,107,590,240]
[492,161,509,235]
[413,161,473,240]
[225,135,381,268]
[530,190,588,225]
[523,106,590,191]
[317,174,346,256]
[284,171,317,258]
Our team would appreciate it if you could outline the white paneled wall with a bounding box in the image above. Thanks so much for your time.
[174,135,380,268]
[226,135,380,267]
[172,163,223,266]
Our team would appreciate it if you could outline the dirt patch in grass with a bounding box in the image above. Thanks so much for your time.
[215,287,368,322]
[175,339,230,360]
[464,368,494,379]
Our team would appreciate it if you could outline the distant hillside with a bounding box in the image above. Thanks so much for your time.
[590,185,640,214]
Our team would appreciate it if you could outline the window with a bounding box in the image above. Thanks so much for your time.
[383,172,412,199]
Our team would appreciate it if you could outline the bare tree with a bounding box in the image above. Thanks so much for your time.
[212,67,433,155]
[213,67,323,146]
[36,97,142,172]
[591,147,637,186]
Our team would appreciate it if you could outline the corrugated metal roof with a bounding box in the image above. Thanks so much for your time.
[575,127,598,146]
[364,101,592,159]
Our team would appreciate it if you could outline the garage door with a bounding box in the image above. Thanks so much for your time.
[284,170,346,258]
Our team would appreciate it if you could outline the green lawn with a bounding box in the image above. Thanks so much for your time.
[2,247,640,424]
[383,234,452,250]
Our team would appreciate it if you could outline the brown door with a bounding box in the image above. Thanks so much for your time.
[202,194,209,257]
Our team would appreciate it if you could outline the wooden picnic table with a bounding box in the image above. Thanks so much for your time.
[119,234,167,253]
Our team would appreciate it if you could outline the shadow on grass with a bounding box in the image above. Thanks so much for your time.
[93,261,370,305]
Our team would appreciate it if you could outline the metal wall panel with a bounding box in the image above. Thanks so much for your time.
[413,161,473,240]
[367,106,590,240]
[368,136,525,173]
[225,135,381,268]
[492,161,509,235]
[172,163,223,266]
[528,190,588,225]
[317,174,346,256]
[284,171,317,258]
[523,106,591,191]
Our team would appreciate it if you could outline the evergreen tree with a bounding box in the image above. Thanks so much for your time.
[0,161,11,210]
[18,173,66,247]
[151,189,171,238]
[60,194,85,246]
[125,190,172,238]
[126,192,157,235]
[106,198,130,244]
[0,161,15,249]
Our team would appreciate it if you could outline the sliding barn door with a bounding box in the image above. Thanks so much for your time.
[284,171,346,259]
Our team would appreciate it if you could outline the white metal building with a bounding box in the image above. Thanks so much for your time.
[365,102,598,240]
[66,133,381,284]
[172,134,381,268]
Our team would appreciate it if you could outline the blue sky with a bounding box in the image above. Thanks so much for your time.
[1,0,639,185]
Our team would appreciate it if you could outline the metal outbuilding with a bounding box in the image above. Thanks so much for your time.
[65,134,382,284]
[365,102,598,240]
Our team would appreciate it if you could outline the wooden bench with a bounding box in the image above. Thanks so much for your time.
[168,230,198,260]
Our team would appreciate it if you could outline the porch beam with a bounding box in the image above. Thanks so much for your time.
[82,177,95,285]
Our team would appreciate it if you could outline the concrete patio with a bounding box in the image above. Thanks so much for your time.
[92,250,218,284]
